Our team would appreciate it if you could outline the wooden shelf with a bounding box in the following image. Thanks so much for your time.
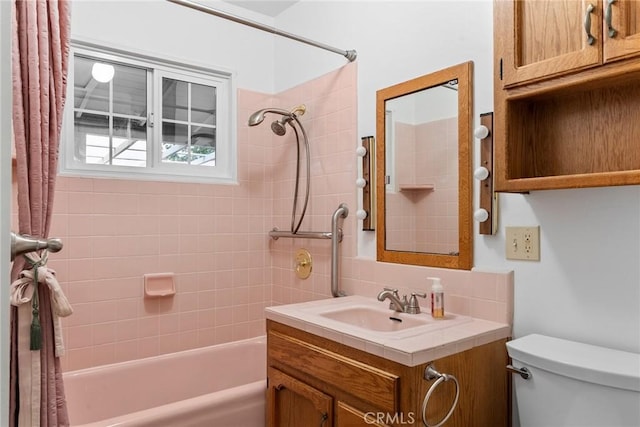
[496,78,640,192]
[398,184,434,192]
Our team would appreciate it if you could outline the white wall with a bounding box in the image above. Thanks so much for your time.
[273,0,640,354]
[71,0,277,93]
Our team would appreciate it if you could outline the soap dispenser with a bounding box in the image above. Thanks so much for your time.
[429,277,445,319]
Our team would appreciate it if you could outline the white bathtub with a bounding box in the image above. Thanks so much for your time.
[63,336,266,427]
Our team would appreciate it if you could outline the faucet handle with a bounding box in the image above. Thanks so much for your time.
[407,292,427,314]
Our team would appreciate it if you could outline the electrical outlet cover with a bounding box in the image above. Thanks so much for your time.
[505,226,540,261]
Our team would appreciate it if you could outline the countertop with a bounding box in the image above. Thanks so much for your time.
[265,295,511,367]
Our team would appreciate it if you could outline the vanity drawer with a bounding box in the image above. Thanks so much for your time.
[268,329,399,412]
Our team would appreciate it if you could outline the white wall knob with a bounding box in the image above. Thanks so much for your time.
[474,125,489,140]
[356,209,368,220]
[474,166,490,181]
[356,178,367,188]
[474,208,489,223]
[356,146,367,157]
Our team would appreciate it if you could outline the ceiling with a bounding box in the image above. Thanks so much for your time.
[221,1,299,17]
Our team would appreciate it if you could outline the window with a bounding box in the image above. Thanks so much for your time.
[61,42,236,183]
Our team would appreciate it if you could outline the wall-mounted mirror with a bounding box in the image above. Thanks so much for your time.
[376,61,473,269]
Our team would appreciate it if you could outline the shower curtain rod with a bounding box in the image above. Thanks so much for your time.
[167,0,357,62]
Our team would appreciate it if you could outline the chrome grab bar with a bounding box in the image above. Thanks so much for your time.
[268,230,334,240]
[330,203,349,297]
[10,231,63,261]
[268,203,349,298]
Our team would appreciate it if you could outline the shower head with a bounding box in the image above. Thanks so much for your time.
[247,105,307,136]
[271,117,291,136]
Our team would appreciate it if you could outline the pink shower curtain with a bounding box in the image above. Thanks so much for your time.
[11,0,71,425]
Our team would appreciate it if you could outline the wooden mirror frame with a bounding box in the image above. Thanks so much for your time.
[375,61,473,269]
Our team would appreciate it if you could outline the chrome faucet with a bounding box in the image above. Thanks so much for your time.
[377,288,408,313]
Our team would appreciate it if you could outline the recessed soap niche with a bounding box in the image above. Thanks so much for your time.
[144,273,176,298]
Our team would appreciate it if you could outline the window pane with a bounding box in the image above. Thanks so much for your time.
[191,128,216,166]
[162,122,188,164]
[112,116,147,167]
[113,64,147,117]
[74,56,109,113]
[191,83,216,125]
[74,112,109,164]
[67,44,234,182]
[162,78,188,121]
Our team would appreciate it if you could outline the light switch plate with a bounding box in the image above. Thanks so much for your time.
[505,226,540,261]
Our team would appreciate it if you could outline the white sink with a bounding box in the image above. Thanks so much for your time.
[319,305,433,332]
[296,297,473,340]
[265,295,510,367]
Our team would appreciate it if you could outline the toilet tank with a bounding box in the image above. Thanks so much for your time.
[506,334,640,427]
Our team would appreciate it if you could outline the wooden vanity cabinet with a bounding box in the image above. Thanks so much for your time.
[266,320,509,427]
[494,0,640,192]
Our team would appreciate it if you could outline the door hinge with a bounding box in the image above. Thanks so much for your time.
[499,58,503,80]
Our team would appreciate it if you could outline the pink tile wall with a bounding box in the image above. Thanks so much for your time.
[11,62,512,372]
[268,63,358,303]
[415,117,458,254]
[395,122,416,187]
[384,117,458,254]
[267,64,513,328]
[12,89,277,372]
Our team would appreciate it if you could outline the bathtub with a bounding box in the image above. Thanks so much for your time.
[63,336,266,427]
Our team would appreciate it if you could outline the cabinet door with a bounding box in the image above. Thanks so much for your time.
[498,0,602,87]
[603,0,640,60]
[267,367,333,427]
[335,402,390,427]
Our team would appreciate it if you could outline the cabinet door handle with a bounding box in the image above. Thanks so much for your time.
[584,3,596,45]
[605,0,618,38]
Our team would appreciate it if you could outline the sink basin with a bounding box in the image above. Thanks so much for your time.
[268,296,474,341]
[319,305,432,332]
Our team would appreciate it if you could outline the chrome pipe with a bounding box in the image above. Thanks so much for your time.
[10,232,63,261]
[331,203,349,297]
[167,0,357,62]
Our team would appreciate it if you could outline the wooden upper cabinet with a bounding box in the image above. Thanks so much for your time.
[500,0,602,86]
[494,0,640,192]
[604,0,640,61]
[499,0,640,87]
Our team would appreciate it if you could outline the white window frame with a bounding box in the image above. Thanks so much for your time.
[60,40,237,184]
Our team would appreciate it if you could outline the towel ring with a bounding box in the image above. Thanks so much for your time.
[422,364,460,427]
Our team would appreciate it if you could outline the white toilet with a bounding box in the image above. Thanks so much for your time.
[506,334,640,427]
